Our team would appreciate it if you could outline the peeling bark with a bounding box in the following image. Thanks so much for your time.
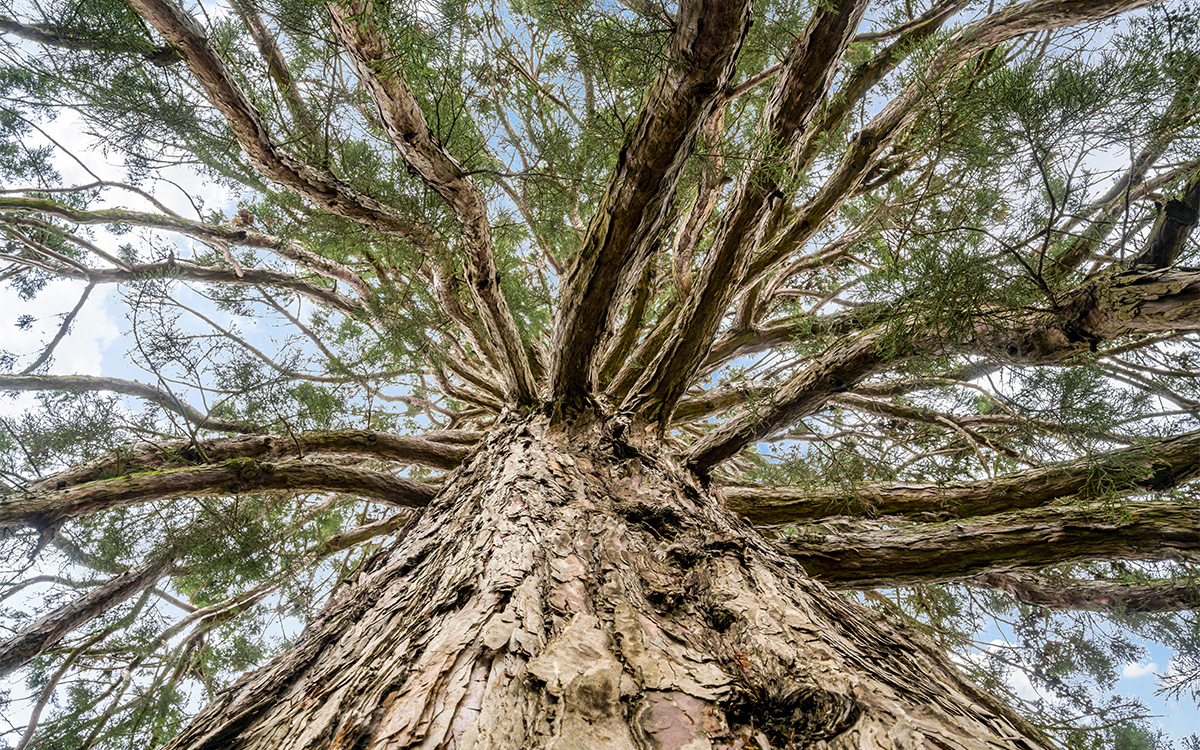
[163,416,1049,750]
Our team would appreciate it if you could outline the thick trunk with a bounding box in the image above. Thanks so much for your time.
[165,416,1048,749]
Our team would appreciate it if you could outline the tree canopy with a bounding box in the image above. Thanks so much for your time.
[0,0,1197,746]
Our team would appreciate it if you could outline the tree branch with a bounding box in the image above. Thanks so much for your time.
[122,0,435,243]
[723,427,1200,524]
[0,374,257,434]
[973,570,1200,613]
[31,429,471,492]
[548,0,752,411]
[0,556,172,679]
[748,0,1163,286]
[686,334,885,472]
[0,459,438,529]
[780,499,1200,588]
[626,0,870,425]
[0,196,372,298]
[330,0,536,404]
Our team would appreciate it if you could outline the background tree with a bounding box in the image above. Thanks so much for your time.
[0,0,1197,747]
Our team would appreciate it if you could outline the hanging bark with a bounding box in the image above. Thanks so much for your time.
[162,416,1050,750]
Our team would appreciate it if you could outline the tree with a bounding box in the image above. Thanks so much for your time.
[0,0,1197,746]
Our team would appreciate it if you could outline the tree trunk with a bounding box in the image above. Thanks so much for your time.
[164,416,1049,749]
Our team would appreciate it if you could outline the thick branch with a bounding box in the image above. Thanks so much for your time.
[974,570,1200,613]
[686,334,884,472]
[781,499,1200,588]
[330,0,535,404]
[122,0,434,243]
[0,556,172,679]
[748,0,1162,285]
[1128,172,1200,269]
[548,0,752,410]
[723,428,1200,524]
[626,0,869,424]
[0,459,438,529]
[31,429,471,492]
[688,266,1200,471]
[0,374,257,434]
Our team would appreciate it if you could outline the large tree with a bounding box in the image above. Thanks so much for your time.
[0,0,1197,746]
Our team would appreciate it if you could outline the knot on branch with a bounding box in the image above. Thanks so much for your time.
[226,458,270,488]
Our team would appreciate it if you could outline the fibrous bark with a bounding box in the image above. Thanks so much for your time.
[162,416,1049,750]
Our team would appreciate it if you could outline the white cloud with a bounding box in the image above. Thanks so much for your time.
[0,280,120,377]
[1122,661,1158,679]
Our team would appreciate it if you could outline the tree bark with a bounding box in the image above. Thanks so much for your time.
[163,416,1049,749]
